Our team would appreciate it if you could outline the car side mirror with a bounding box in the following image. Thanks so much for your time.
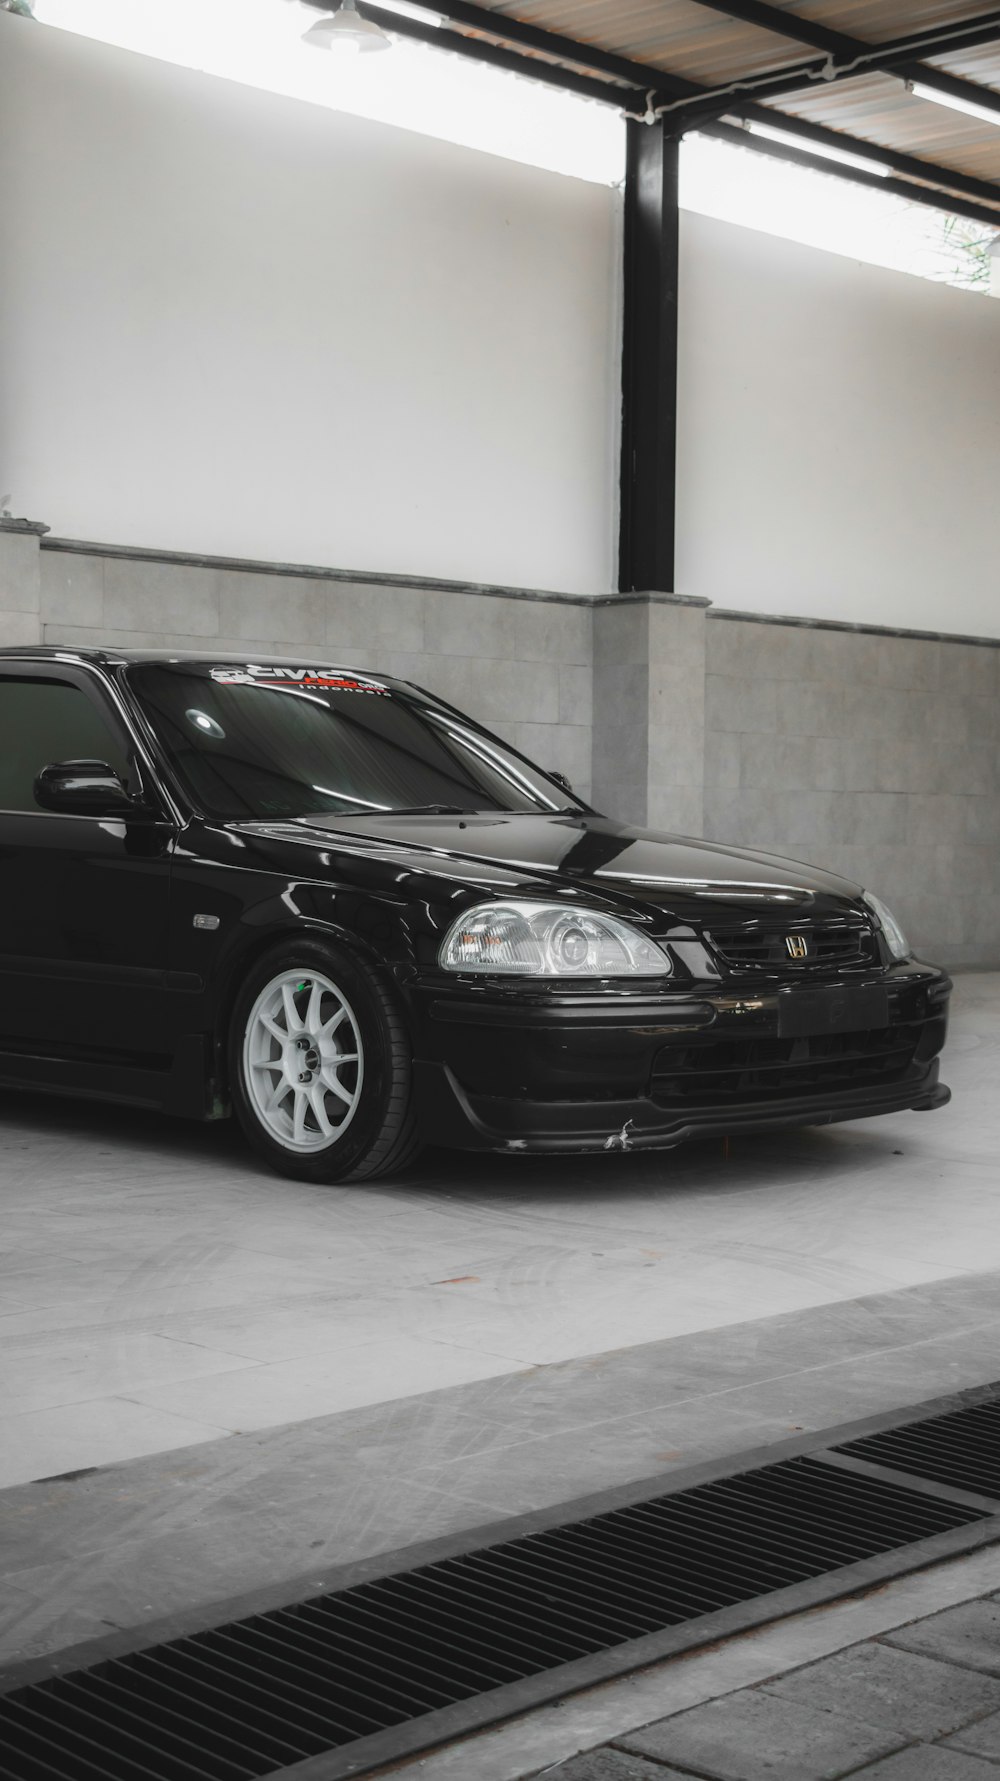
[549,770,574,796]
[34,760,143,817]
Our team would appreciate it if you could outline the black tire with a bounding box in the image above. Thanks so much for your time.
[229,935,421,1184]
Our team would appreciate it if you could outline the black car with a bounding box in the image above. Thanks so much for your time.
[0,648,950,1182]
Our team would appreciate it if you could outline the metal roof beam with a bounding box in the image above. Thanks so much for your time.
[383,0,1000,120]
[308,1,1000,126]
[299,1,1000,218]
[380,2,1000,137]
[302,0,634,103]
[299,0,694,95]
[729,106,1000,209]
[687,0,1000,63]
[375,0,692,92]
[707,117,1000,228]
[690,0,853,58]
[674,3,1000,120]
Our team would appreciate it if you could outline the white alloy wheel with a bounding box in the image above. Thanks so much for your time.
[242,968,364,1152]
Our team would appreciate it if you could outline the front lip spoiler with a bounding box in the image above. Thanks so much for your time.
[414,1061,950,1154]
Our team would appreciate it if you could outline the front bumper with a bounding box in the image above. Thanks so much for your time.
[411,964,952,1155]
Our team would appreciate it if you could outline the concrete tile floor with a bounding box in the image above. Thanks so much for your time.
[396,1550,1000,1781]
[2,972,998,1490]
[1,973,1000,1681]
[539,1595,1000,1781]
[5,1266,1000,1670]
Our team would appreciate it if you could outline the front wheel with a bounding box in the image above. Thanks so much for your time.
[229,937,420,1183]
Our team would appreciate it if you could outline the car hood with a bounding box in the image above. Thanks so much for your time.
[244,809,865,922]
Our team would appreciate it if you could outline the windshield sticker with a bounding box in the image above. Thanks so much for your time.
[211,665,390,694]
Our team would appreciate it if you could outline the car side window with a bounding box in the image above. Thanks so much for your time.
[0,677,131,813]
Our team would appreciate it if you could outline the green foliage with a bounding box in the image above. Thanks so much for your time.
[939,214,998,291]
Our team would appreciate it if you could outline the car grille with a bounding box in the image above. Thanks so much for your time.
[706,917,876,973]
[650,1018,943,1106]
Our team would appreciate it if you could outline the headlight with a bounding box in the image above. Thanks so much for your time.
[439,902,672,977]
[863,891,911,961]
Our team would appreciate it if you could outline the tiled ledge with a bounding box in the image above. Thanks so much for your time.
[31,532,997,644]
[39,536,708,611]
[711,607,1000,650]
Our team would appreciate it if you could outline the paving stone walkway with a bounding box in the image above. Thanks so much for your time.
[539,1595,1000,1780]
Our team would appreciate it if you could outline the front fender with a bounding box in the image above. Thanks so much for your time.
[210,886,420,1020]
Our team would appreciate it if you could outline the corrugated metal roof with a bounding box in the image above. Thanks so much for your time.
[443,2,1000,215]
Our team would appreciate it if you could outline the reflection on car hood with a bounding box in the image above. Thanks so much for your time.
[264,810,864,915]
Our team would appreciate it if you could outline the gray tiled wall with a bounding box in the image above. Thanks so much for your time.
[592,597,707,835]
[38,546,594,800]
[18,534,1000,966]
[0,526,43,644]
[703,615,1000,966]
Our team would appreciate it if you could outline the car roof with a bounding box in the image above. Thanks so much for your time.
[0,645,412,690]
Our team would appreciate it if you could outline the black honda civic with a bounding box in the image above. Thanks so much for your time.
[0,648,950,1183]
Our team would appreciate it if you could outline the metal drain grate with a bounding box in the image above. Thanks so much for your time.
[836,1397,1000,1502]
[0,1453,985,1781]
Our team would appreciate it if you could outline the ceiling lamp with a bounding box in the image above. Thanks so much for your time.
[302,1,391,53]
[907,79,1000,131]
[743,119,891,177]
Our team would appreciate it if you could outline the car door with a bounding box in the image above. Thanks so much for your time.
[0,663,175,1089]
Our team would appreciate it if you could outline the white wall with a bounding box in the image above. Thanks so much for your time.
[0,15,617,596]
[6,15,1000,631]
[676,209,1000,635]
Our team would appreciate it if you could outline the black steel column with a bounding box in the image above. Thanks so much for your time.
[618,119,680,595]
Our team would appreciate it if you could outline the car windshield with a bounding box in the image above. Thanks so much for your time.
[127,663,581,822]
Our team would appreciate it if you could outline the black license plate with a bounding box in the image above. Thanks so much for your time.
[777,983,889,1038]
